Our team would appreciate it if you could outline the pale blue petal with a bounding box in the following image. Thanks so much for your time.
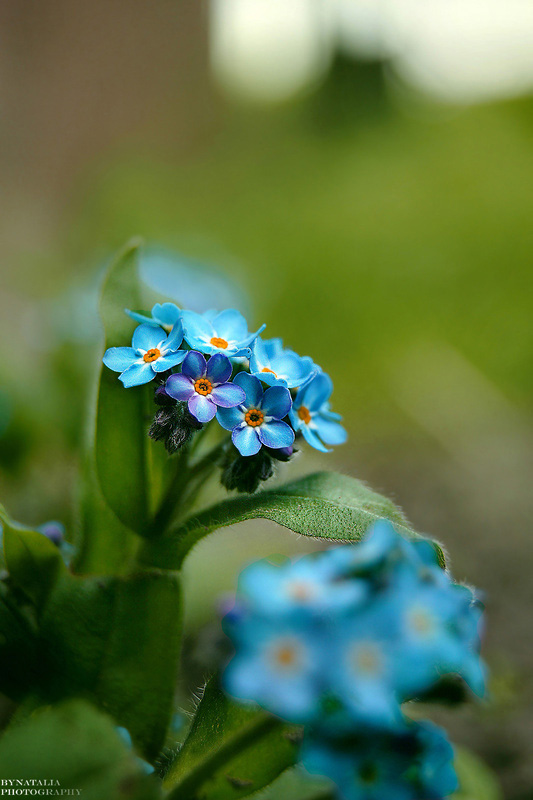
[103,347,137,372]
[206,353,232,384]
[302,425,331,453]
[249,337,268,373]
[152,351,187,372]
[163,318,185,350]
[233,425,261,456]
[181,309,214,346]
[119,362,155,388]
[125,309,157,326]
[315,415,347,445]
[258,420,295,449]
[153,302,181,327]
[297,373,333,411]
[165,373,194,401]
[212,309,249,340]
[189,394,217,423]
[234,372,263,408]
[211,383,246,408]
[217,406,245,431]
[132,324,165,352]
[182,350,207,379]
[261,385,292,419]
[263,337,284,359]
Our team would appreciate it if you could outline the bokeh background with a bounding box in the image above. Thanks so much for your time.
[0,2,532,797]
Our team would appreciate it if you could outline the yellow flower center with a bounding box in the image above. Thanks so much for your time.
[297,406,311,424]
[211,336,228,349]
[194,378,213,396]
[262,367,277,377]
[143,348,161,363]
[245,408,264,427]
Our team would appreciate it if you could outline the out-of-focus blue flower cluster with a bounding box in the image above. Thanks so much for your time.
[223,521,486,800]
[103,303,347,457]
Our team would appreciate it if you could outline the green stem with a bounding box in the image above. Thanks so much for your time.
[163,712,280,798]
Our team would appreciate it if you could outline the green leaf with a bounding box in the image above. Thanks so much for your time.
[39,569,182,760]
[0,700,161,800]
[142,472,443,570]
[0,581,39,701]
[164,677,299,800]
[0,507,65,609]
[73,450,140,575]
[453,747,503,800]
[95,239,151,535]
[252,768,335,800]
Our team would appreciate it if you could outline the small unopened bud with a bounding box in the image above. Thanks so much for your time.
[149,404,202,454]
[268,445,295,463]
[221,449,274,493]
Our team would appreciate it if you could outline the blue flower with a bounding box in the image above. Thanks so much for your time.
[224,613,329,724]
[235,554,367,620]
[217,372,294,456]
[301,721,458,800]
[181,308,265,358]
[125,302,181,333]
[249,337,315,389]
[391,570,487,699]
[290,373,347,453]
[103,323,187,388]
[165,351,245,423]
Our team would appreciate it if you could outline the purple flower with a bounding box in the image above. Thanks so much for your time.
[165,351,245,423]
[217,372,295,457]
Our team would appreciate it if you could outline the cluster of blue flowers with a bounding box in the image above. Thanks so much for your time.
[103,303,346,458]
[223,522,486,800]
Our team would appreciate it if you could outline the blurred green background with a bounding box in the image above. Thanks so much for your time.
[0,3,531,797]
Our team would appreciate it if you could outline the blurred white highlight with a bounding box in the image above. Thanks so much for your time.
[210,0,533,104]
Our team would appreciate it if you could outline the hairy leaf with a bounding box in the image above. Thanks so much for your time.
[0,508,65,609]
[39,569,182,760]
[0,700,161,800]
[95,239,151,535]
[142,472,443,570]
[164,677,299,800]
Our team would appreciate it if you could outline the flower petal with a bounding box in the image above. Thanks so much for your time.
[119,362,156,388]
[258,420,295,450]
[152,351,188,372]
[103,347,137,372]
[125,310,158,326]
[212,309,249,341]
[261,385,292,419]
[163,318,185,350]
[132,323,165,352]
[206,353,232,384]
[217,406,245,431]
[165,373,194,401]
[234,372,263,408]
[188,394,217,423]
[181,310,214,347]
[232,425,261,456]
[315,415,347,446]
[182,350,207,380]
[153,302,181,327]
[301,425,331,453]
[297,373,333,411]
[211,382,246,408]
[249,337,268,373]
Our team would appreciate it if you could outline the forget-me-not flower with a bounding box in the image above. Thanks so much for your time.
[125,302,181,333]
[224,613,328,724]
[217,372,294,456]
[249,337,315,389]
[165,351,245,424]
[103,323,187,387]
[301,721,457,800]
[290,373,347,453]
[181,308,265,358]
